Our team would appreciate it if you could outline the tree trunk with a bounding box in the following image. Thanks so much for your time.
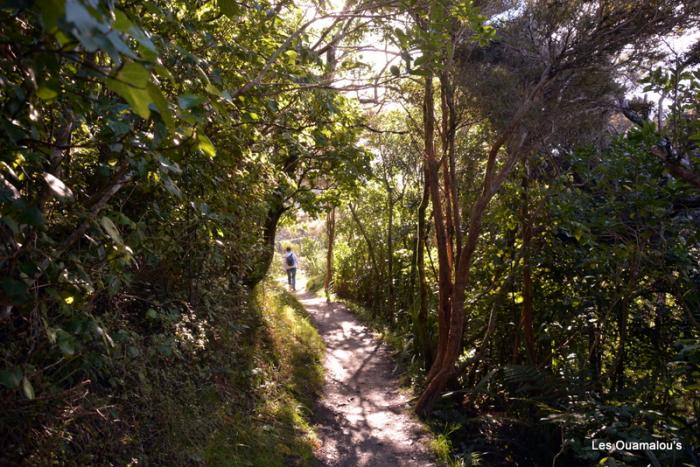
[349,203,380,277]
[242,149,300,289]
[415,165,432,368]
[416,197,486,415]
[589,319,602,390]
[520,160,536,364]
[610,252,640,391]
[612,296,630,392]
[422,74,454,385]
[386,187,395,321]
[415,63,552,417]
[440,65,461,260]
[242,195,286,288]
[324,207,336,303]
[349,203,382,313]
[416,128,533,414]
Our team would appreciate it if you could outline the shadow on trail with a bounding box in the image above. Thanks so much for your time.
[290,279,437,467]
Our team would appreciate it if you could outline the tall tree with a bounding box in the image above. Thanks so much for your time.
[396,0,697,414]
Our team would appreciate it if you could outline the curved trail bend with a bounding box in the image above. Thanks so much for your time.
[292,280,438,466]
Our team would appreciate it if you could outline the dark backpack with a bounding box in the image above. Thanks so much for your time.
[286,253,294,267]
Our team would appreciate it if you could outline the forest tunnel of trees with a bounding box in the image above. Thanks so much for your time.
[1,0,700,465]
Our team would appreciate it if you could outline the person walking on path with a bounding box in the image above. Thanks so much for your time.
[283,246,298,291]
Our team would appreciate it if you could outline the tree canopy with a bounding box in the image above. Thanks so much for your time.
[2,0,700,465]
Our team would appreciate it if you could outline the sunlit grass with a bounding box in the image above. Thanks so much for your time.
[203,282,324,466]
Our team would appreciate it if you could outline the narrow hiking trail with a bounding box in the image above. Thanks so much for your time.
[291,278,438,466]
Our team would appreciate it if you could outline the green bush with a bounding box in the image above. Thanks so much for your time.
[2,279,323,465]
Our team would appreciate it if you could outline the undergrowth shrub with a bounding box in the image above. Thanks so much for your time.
[1,280,323,466]
[204,282,324,466]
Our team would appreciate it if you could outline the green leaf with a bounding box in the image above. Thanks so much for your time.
[35,0,66,32]
[108,120,131,136]
[153,64,174,82]
[243,111,259,122]
[158,156,182,175]
[146,308,158,319]
[106,62,153,119]
[197,133,216,158]
[106,78,151,118]
[36,84,58,101]
[147,83,174,128]
[219,0,240,18]
[100,216,123,244]
[43,173,74,200]
[58,333,76,357]
[117,62,149,87]
[178,94,206,110]
[64,0,116,54]
[284,49,298,65]
[21,377,35,400]
[113,9,133,32]
[162,175,182,198]
[205,82,222,97]
[409,67,430,77]
[0,368,23,389]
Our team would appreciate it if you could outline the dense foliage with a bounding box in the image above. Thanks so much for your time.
[334,109,700,467]
[0,0,362,463]
[326,2,700,465]
[2,0,700,465]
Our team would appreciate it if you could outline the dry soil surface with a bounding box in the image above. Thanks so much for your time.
[292,281,438,467]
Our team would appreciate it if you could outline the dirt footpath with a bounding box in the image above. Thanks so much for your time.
[295,284,438,467]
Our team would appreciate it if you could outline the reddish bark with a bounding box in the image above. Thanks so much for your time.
[416,66,552,415]
[422,75,454,384]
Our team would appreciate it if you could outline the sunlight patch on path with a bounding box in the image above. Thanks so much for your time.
[285,276,438,467]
